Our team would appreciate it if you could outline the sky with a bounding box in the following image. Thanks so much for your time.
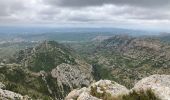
[0,0,170,31]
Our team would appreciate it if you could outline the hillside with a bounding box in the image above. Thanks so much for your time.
[72,35,170,88]
[0,41,94,99]
[0,35,170,99]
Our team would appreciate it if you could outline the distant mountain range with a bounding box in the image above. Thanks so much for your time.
[0,27,161,43]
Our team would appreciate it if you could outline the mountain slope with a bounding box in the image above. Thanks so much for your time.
[73,35,170,88]
[0,41,94,99]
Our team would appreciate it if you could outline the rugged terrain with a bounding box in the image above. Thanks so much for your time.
[72,35,170,88]
[0,34,170,99]
[66,74,170,100]
[0,41,94,99]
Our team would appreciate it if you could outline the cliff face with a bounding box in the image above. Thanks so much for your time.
[66,74,170,100]
[51,61,93,90]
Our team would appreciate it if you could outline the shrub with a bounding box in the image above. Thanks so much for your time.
[122,89,160,100]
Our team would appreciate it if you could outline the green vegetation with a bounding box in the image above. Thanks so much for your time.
[70,35,170,89]
[90,86,114,100]
[0,66,51,99]
[0,41,78,99]
[0,35,170,99]
[90,85,160,100]
[122,89,160,100]
[92,63,113,81]
[16,41,77,72]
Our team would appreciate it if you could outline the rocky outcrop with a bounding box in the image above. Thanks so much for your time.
[51,60,94,90]
[133,74,170,100]
[65,87,92,100]
[0,83,30,100]
[0,89,28,100]
[90,80,129,98]
[77,92,100,100]
[66,75,170,100]
[66,80,129,100]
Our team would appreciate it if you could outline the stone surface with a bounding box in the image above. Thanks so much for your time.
[133,74,170,100]
[66,75,170,100]
[0,88,30,100]
[65,87,88,100]
[51,60,94,90]
[77,92,101,100]
[90,80,129,97]
[65,80,129,100]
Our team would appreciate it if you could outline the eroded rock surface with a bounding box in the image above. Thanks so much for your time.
[51,60,94,91]
[66,75,170,100]
[66,80,129,100]
[133,74,170,100]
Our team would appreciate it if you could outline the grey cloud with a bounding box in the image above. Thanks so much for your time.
[0,0,26,16]
[44,0,170,8]
[0,0,170,31]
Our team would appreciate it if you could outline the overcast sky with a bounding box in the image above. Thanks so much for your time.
[0,0,170,31]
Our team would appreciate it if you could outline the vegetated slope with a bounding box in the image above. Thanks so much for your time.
[16,41,76,72]
[0,42,37,64]
[156,33,170,43]
[76,35,170,88]
[0,41,93,99]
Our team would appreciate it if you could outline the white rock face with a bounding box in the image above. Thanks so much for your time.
[0,82,30,100]
[133,74,170,100]
[90,80,129,97]
[65,80,129,100]
[65,87,89,100]
[77,92,101,100]
[66,87,100,100]
[51,62,94,90]
[0,89,29,100]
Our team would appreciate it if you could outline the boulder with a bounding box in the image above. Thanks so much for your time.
[65,80,129,100]
[133,74,170,100]
[0,89,30,100]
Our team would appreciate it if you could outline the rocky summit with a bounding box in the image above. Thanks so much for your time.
[66,74,170,100]
[133,74,170,100]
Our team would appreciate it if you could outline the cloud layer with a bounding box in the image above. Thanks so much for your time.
[0,0,170,31]
[45,0,170,8]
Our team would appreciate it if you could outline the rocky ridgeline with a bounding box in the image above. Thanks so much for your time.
[0,82,30,100]
[66,75,170,100]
